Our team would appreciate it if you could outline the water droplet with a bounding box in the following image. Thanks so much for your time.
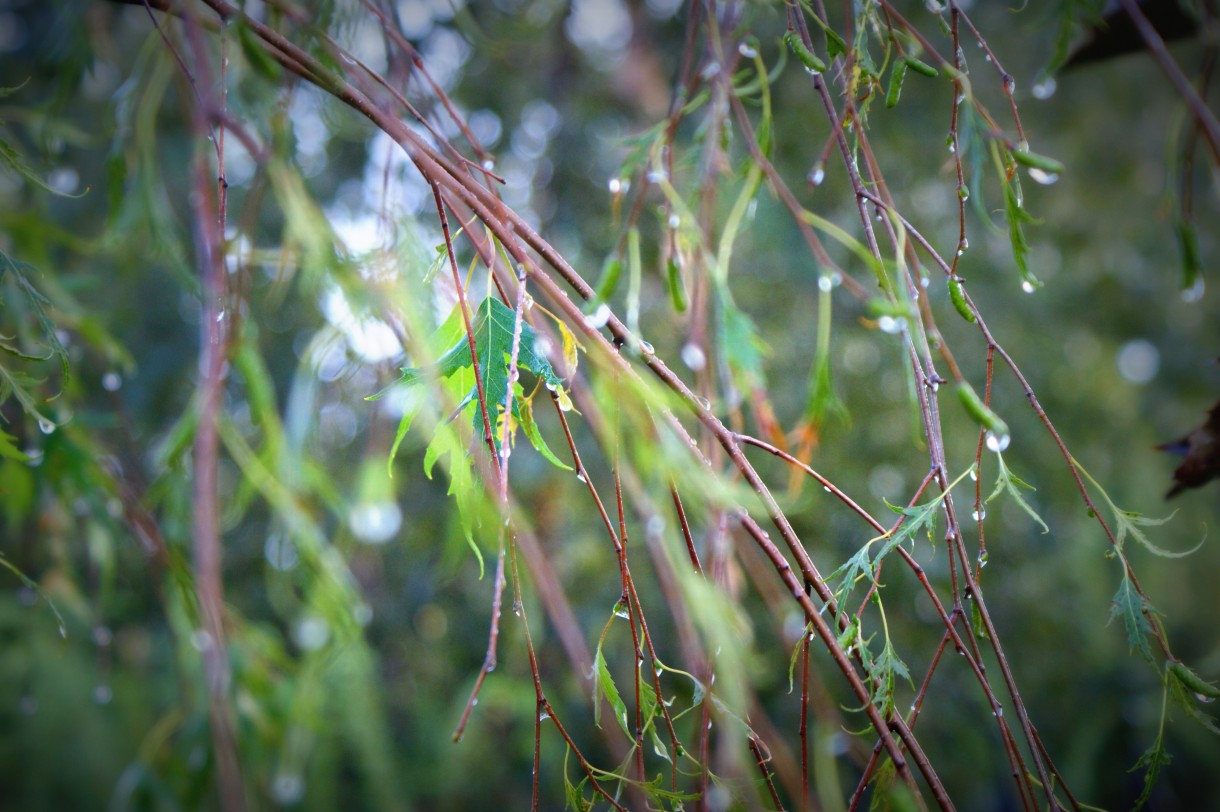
[692,395,710,411]
[1003,75,1015,94]
[216,310,226,323]
[822,485,831,493]
[512,600,522,617]
[272,772,305,805]
[265,534,299,571]
[37,418,55,434]
[969,468,978,481]
[93,684,113,705]
[958,186,970,202]
[667,213,681,230]
[1182,276,1206,302]
[803,65,822,77]
[190,629,213,652]
[1021,280,1037,294]
[646,169,668,184]
[482,158,495,172]
[585,303,612,329]
[637,339,655,356]
[738,42,757,59]
[348,500,403,544]
[613,602,630,620]
[293,616,330,651]
[575,470,587,483]
[985,431,1010,453]
[538,709,551,721]
[681,342,706,371]
[948,142,956,154]
[1193,692,1216,705]
[808,164,826,186]
[102,372,122,391]
[1028,167,1058,185]
[1117,339,1160,384]
[972,508,986,521]
[1032,77,1057,100]
[818,275,833,292]
[877,315,903,334]
[700,61,721,80]
[608,177,622,194]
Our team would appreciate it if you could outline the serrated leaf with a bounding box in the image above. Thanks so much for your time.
[1003,175,1039,289]
[383,297,570,469]
[0,428,29,462]
[516,393,571,470]
[1,248,70,382]
[986,452,1049,534]
[592,646,630,738]
[1109,575,1158,666]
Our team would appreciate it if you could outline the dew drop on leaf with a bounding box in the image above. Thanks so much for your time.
[985,431,1011,452]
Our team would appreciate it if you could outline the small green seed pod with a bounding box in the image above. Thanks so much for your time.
[904,56,940,77]
[1011,149,1065,175]
[956,381,1009,440]
[1169,661,1220,699]
[785,31,827,74]
[666,257,689,313]
[949,276,975,323]
[886,60,908,108]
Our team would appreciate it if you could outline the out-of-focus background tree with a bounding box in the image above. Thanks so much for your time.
[0,0,1217,809]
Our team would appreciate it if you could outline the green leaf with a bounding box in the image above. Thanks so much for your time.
[385,297,568,466]
[1166,660,1220,735]
[1,248,71,382]
[717,297,769,392]
[1109,575,1158,666]
[1002,171,1039,290]
[0,428,30,462]
[592,645,630,738]
[1129,728,1170,811]
[986,452,1049,534]
[516,394,572,471]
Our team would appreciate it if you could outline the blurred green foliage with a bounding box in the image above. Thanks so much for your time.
[0,0,1218,809]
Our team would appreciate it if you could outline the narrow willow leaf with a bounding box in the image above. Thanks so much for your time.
[237,19,282,80]
[594,255,621,302]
